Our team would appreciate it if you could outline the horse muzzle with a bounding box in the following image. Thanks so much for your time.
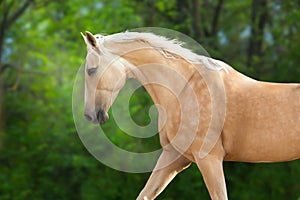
[84,109,109,124]
[96,109,109,124]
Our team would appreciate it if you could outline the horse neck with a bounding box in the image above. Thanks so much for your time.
[120,48,197,107]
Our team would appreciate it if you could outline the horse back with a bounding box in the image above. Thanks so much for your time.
[222,69,300,162]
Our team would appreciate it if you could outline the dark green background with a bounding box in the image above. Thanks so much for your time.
[0,0,299,199]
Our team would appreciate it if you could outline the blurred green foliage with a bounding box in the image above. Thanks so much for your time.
[0,0,299,199]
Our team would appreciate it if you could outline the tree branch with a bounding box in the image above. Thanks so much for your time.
[6,0,33,28]
[0,1,10,61]
[247,0,268,75]
[211,0,224,36]
[189,0,202,38]
[0,0,33,63]
[1,62,49,75]
[20,68,49,76]
[0,63,15,73]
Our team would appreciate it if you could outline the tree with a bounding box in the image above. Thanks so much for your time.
[247,0,269,77]
[0,0,36,148]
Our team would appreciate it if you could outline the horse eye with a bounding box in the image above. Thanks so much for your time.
[87,67,97,76]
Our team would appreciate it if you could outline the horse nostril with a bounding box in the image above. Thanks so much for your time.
[84,113,93,121]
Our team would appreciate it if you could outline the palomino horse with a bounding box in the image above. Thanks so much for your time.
[81,31,300,200]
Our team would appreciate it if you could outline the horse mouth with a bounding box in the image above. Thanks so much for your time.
[97,109,109,124]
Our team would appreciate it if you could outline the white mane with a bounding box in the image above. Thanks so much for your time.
[96,32,228,71]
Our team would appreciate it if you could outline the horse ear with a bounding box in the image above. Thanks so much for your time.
[82,31,99,49]
[81,32,86,40]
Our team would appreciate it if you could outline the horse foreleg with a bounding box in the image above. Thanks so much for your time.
[137,146,191,200]
[196,154,228,200]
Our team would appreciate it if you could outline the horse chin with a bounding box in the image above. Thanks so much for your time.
[97,110,109,124]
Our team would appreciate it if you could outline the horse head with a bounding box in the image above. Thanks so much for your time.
[82,31,127,124]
